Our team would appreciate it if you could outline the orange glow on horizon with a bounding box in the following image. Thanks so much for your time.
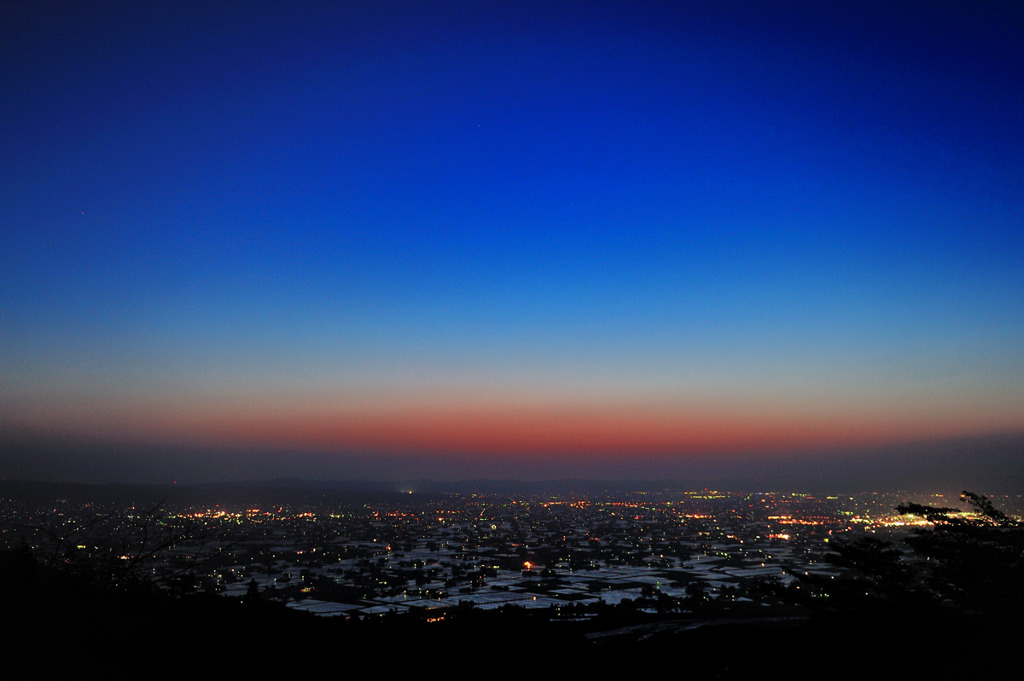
[155,400,1007,457]
[10,390,1019,460]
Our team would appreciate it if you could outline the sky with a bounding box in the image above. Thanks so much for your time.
[2,1,1022,487]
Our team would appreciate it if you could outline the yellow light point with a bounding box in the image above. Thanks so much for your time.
[524,561,533,570]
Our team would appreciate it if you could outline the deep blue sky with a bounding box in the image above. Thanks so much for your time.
[2,1,1022,484]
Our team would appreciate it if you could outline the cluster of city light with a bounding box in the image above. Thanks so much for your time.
[168,506,337,526]
[541,500,589,508]
[857,515,934,528]
[767,515,830,526]
[686,492,726,500]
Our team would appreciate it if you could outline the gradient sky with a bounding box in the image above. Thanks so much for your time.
[2,1,1022,484]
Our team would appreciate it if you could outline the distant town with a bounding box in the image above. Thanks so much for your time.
[5,484,1015,626]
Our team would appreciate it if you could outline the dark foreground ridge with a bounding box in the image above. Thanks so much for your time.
[2,487,1022,677]
[2,550,1019,678]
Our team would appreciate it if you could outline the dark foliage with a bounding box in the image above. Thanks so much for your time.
[820,491,1022,610]
[894,491,1024,616]
[5,489,1023,678]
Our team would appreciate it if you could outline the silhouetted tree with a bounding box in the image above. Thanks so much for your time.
[825,535,914,605]
[823,491,1024,619]
[243,577,262,605]
[894,491,1024,617]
